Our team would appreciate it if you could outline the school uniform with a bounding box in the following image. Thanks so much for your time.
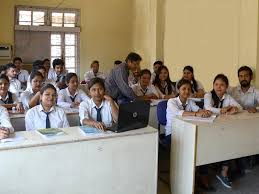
[9,78,22,94]
[48,70,66,83]
[20,88,40,109]
[57,88,90,108]
[84,70,106,83]
[25,104,70,131]
[165,96,200,136]
[79,98,114,127]
[17,69,29,83]
[154,82,176,99]
[229,86,259,109]
[176,79,204,94]
[204,92,243,114]
[0,106,14,133]
[0,92,18,105]
[131,83,159,97]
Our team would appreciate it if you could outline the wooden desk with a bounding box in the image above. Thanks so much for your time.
[170,112,259,194]
[0,126,158,194]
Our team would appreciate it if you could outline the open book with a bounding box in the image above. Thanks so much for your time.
[79,126,113,136]
[36,128,66,139]
[182,115,217,123]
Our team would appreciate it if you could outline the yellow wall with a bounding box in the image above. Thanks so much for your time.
[0,0,133,79]
[164,0,259,90]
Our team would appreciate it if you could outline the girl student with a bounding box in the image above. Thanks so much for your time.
[176,65,205,98]
[25,84,69,131]
[21,71,44,109]
[131,69,159,100]
[204,74,242,189]
[0,74,24,112]
[153,65,177,99]
[79,77,118,130]
[57,73,89,108]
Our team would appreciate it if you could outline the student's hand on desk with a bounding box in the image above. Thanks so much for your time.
[197,110,212,117]
[247,107,257,113]
[0,128,10,139]
[92,121,105,131]
[220,106,231,114]
[226,106,238,115]
[16,103,24,113]
[70,102,80,108]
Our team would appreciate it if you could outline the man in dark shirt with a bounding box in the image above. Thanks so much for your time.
[105,52,142,104]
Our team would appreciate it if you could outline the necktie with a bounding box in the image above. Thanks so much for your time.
[219,99,224,108]
[43,112,51,128]
[95,106,102,122]
[70,94,77,102]
[182,103,187,110]
[141,88,148,95]
[56,75,61,83]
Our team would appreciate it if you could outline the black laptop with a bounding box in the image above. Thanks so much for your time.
[108,100,150,133]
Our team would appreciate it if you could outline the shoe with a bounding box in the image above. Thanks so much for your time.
[216,174,232,189]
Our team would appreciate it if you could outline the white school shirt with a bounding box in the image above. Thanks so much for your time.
[165,96,200,136]
[57,88,90,108]
[48,70,67,83]
[84,70,106,83]
[0,106,14,133]
[175,79,204,94]
[0,92,18,105]
[17,69,29,83]
[204,92,243,114]
[9,78,22,95]
[25,104,70,131]
[154,82,176,98]
[131,83,159,97]
[79,98,113,127]
[20,88,39,109]
[229,86,259,109]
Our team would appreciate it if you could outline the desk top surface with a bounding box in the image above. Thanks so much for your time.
[0,126,157,151]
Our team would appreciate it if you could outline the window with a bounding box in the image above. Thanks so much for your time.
[15,6,80,74]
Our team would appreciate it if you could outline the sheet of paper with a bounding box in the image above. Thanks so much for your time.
[0,134,26,143]
[182,115,217,123]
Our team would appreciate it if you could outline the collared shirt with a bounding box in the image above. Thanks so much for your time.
[17,69,29,83]
[131,83,159,97]
[84,70,106,83]
[165,96,200,136]
[9,78,22,95]
[204,92,243,114]
[57,88,90,108]
[0,92,18,105]
[25,104,70,131]
[0,106,14,133]
[154,82,176,98]
[47,69,67,83]
[104,62,136,101]
[176,79,204,94]
[228,86,259,109]
[20,88,38,109]
[79,98,113,127]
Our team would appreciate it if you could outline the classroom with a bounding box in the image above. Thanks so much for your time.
[1,0,259,194]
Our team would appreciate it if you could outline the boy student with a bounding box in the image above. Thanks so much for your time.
[79,78,118,130]
[105,52,141,104]
[131,69,159,100]
[84,60,106,83]
[57,73,89,108]
[229,66,259,112]
[48,59,66,90]
[0,105,14,139]
[13,57,29,89]
[151,60,163,82]
[5,63,22,95]
[21,71,44,109]
[25,84,70,131]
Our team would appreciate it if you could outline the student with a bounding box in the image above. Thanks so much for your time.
[48,58,67,90]
[229,66,259,113]
[79,78,118,130]
[84,60,106,83]
[0,105,14,139]
[42,58,51,75]
[151,60,163,83]
[176,66,205,98]
[13,57,29,89]
[57,73,89,108]
[131,69,159,100]
[25,84,70,131]
[114,60,122,67]
[5,63,22,95]
[153,66,177,99]
[204,74,242,115]
[0,74,24,112]
[21,71,43,109]
[165,79,211,140]
[105,52,141,104]
[128,65,141,87]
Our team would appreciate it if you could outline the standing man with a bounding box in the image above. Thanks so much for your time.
[105,52,142,104]
[84,60,106,84]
